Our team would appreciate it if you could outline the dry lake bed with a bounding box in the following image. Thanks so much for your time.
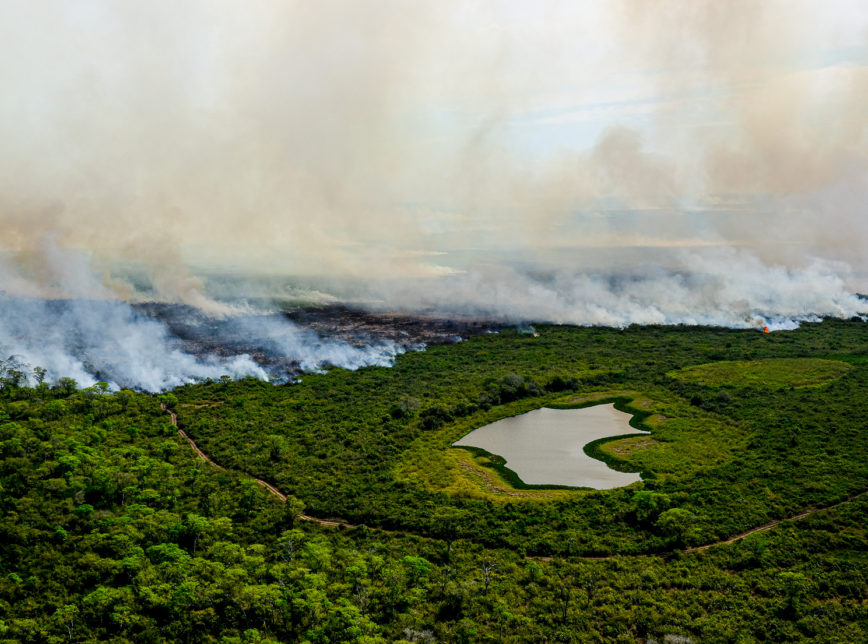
[453,403,646,489]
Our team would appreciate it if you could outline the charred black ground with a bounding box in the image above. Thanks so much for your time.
[282,305,499,346]
[134,302,500,377]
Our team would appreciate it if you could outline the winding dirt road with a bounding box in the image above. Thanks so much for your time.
[685,492,865,553]
[161,403,864,556]
[161,403,351,529]
[535,492,865,563]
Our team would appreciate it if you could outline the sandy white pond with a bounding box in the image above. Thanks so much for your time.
[453,403,646,489]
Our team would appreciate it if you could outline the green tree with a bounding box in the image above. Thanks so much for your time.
[51,604,78,641]
[656,508,696,546]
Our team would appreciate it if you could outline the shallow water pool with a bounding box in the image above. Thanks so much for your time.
[453,403,646,489]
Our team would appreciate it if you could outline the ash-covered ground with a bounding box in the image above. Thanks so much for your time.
[283,305,498,346]
[133,302,499,379]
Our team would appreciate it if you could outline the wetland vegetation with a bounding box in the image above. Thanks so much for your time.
[1,318,866,642]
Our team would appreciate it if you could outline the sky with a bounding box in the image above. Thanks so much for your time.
[0,0,866,323]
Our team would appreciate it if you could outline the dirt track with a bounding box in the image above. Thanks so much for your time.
[685,494,864,553]
[535,494,865,563]
[161,403,352,529]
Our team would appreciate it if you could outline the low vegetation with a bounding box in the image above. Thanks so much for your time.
[668,357,852,390]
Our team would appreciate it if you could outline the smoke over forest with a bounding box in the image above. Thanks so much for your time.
[0,1,865,389]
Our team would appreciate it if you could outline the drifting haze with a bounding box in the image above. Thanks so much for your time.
[0,1,866,387]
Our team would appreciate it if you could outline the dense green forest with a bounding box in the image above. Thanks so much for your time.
[1,319,866,642]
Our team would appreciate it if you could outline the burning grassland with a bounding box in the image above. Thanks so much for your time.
[0,296,499,391]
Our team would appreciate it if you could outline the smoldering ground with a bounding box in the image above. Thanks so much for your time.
[0,244,417,390]
[0,295,420,391]
[0,243,493,390]
[0,287,421,391]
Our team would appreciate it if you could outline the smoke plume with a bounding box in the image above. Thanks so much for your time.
[0,242,404,390]
[0,1,866,387]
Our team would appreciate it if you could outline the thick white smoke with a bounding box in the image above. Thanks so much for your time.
[0,2,863,280]
[0,296,406,390]
[222,314,404,373]
[0,296,267,391]
[370,248,867,327]
[0,1,865,385]
[0,243,405,390]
